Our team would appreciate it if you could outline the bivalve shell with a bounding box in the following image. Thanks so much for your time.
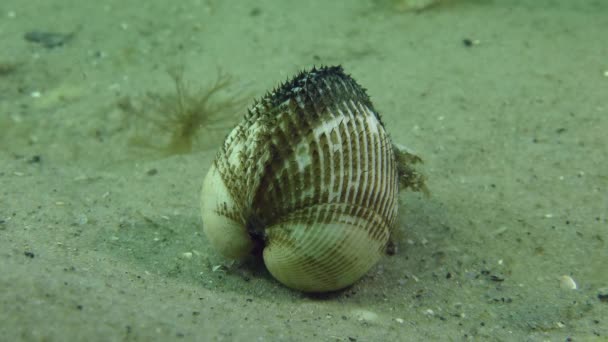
[200,65,424,292]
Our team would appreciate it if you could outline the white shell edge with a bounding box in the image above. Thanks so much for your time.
[201,164,253,259]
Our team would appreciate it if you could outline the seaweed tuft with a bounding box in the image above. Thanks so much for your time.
[119,67,249,156]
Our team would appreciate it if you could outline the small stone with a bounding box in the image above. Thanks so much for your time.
[24,31,74,48]
[181,252,193,259]
[463,38,481,47]
[350,309,378,322]
[76,214,88,225]
[598,288,608,303]
[559,275,577,290]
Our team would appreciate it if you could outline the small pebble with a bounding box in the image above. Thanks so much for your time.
[76,214,88,225]
[597,288,608,303]
[350,309,378,322]
[462,38,480,47]
[28,155,41,163]
[181,252,193,259]
[559,275,577,290]
[24,30,74,48]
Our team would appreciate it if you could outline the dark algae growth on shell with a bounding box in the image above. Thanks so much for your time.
[254,65,381,124]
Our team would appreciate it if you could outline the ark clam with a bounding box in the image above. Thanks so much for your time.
[201,66,424,292]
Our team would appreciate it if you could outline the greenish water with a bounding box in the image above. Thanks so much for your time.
[1,0,606,340]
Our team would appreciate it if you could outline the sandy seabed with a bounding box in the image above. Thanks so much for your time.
[1,0,607,341]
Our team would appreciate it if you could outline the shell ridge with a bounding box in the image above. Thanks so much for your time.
[343,111,356,206]
[368,114,383,218]
[271,203,392,244]
[377,129,390,221]
[380,134,397,224]
[359,109,374,210]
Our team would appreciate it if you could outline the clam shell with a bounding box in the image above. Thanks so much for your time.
[201,66,399,292]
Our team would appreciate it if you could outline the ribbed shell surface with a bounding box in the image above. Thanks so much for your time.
[209,66,399,291]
